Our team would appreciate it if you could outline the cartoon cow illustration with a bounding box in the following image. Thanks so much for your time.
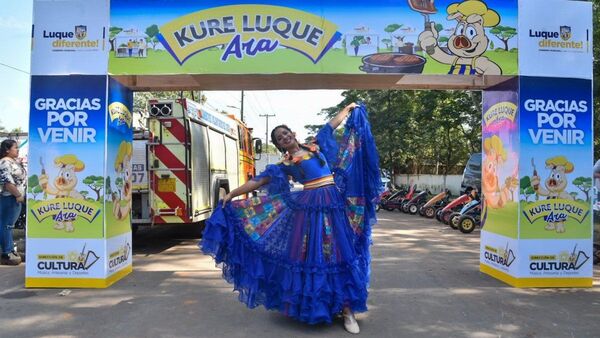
[39,155,85,232]
[482,135,517,209]
[112,141,133,221]
[418,0,502,75]
[530,156,575,233]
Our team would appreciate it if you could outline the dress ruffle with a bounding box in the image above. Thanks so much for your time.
[201,194,370,324]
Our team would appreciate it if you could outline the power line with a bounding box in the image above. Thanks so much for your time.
[0,62,29,75]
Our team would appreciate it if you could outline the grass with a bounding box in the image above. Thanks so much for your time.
[109,48,518,75]
[481,201,518,239]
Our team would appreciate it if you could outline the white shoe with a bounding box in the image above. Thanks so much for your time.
[343,311,360,334]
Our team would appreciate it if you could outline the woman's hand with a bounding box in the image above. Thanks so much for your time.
[345,102,359,111]
[329,102,360,130]
[221,193,232,207]
[16,195,25,203]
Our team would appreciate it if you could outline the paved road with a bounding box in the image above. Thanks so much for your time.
[1,211,599,338]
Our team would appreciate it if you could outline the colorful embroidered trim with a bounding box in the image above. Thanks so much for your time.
[303,175,335,190]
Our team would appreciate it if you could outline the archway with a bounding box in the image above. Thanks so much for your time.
[25,0,593,288]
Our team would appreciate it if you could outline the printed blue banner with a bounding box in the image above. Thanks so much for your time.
[28,75,108,239]
[518,77,593,240]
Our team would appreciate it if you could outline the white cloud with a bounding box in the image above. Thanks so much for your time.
[0,16,29,31]
[0,96,29,130]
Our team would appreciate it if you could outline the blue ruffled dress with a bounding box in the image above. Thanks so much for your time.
[200,105,382,324]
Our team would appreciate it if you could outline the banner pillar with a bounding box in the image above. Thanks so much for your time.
[480,0,593,288]
[26,0,132,288]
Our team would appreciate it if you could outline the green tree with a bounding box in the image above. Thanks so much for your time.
[572,177,593,202]
[28,175,42,199]
[106,176,113,197]
[115,177,124,199]
[489,26,517,51]
[381,38,392,50]
[520,176,535,202]
[83,176,104,201]
[109,26,123,52]
[569,191,579,201]
[80,190,89,200]
[145,24,160,50]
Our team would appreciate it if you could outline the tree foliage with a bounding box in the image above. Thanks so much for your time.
[83,175,104,201]
[489,26,517,51]
[307,89,481,177]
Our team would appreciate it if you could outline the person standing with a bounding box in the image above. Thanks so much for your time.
[0,140,26,265]
[201,103,382,334]
[138,38,146,57]
[127,39,133,57]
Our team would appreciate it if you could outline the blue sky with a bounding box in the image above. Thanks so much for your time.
[0,0,33,131]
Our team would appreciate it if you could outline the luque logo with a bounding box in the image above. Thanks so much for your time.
[41,25,99,49]
[157,5,341,65]
[529,25,585,50]
[559,26,572,41]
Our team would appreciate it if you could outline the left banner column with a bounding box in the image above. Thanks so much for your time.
[26,0,131,288]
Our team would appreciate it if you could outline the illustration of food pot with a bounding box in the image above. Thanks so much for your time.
[530,156,575,233]
[417,0,502,75]
[112,141,133,221]
[482,135,517,209]
[39,155,85,232]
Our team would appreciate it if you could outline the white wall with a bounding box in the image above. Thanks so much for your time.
[394,174,463,196]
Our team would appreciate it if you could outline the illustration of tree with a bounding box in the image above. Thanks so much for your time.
[520,176,535,202]
[80,190,89,200]
[83,175,104,201]
[439,36,449,46]
[434,23,443,34]
[572,177,593,202]
[384,24,404,50]
[28,175,43,200]
[109,26,123,52]
[569,191,579,201]
[489,26,517,51]
[489,41,495,50]
[106,176,113,198]
[351,36,365,56]
[115,177,124,199]
[382,38,392,50]
[145,24,160,50]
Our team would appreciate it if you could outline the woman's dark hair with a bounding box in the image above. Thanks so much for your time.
[271,125,325,167]
[0,139,17,158]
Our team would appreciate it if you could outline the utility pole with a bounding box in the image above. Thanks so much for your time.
[240,90,244,122]
[259,113,275,163]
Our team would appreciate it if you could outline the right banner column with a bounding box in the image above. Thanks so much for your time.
[480,0,593,287]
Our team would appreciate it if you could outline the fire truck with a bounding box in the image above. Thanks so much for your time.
[131,98,261,231]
